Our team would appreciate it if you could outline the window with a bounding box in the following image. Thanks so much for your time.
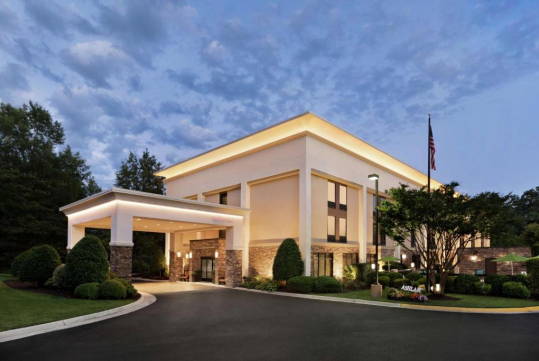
[410,231,416,248]
[343,253,358,267]
[313,253,333,277]
[339,185,347,210]
[327,216,336,242]
[219,192,228,205]
[339,218,347,242]
[218,229,226,239]
[327,182,336,208]
[328,180,348,243]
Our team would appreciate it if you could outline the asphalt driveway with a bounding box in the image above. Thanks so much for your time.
[1,281,539,361]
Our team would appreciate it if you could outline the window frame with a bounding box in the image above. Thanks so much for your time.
[219,192,228,205]
[328,181,348,243]
[313,253,334,277]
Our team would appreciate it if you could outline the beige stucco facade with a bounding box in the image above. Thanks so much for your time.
[61,112,443,285]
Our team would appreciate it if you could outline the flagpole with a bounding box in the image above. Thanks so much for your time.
[427,114,431,294]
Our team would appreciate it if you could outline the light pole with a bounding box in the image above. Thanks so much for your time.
[368,173,382,298]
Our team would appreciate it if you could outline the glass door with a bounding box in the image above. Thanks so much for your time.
[200,257,215,281]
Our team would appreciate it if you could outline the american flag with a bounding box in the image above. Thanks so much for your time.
[429,123,436,170]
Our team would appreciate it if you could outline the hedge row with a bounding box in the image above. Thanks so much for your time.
[286,276,343,294]
[74,279,138,300]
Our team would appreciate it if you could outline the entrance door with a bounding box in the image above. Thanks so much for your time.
[200,257,215,282]
[485,258,497,275]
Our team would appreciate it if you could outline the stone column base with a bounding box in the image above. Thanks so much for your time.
[169,251,183,282]
[110,246,133,281]
[225,250,242,288]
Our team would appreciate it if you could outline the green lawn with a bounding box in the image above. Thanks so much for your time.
[0,274,134,332]
[318,288,539,308]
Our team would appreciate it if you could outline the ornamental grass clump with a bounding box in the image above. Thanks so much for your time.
[272,238,304,281]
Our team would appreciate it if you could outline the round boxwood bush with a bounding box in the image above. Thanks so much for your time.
[378,276,390,288]
[19,245,62,285]
[287,276,314,294]
[65,236,110,288]
[502,282,530,299]
[52,264,69,289]
[114,278,138,298]
[393,278,406,288]
[387,272,402,285]
[74,283,100,300]
[485,275,509,296]
[272,238,304,281]
[527,258,539,297]
[473,281,492,296]
[405,272,421,281]
[509,274,530,289]
[313,276,343,293]
[10,249,35,277]
[417,277,427,286]
[99,280,127,299]
[454,274,480,295]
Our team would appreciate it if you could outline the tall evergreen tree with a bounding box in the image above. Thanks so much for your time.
[0,102,101,269]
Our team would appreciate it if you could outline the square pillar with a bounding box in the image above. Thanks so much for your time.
[299,167,312,275]
[110,203,133,280]
[240,182,251,277]
[110,246,133,280]
[225,250,243,287]
[169,250,184,282]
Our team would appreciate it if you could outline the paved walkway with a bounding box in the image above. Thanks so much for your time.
[1,281,539,360]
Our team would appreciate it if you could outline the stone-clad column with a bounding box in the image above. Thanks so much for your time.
[110,246,133,280]
[169,251,184,281]
[225,250,243,287]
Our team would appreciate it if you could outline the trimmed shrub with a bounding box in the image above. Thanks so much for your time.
[357,263,371,283]
[417,277,427,286]
[378,276,390,288]
[532,243,539,257]
[241,277,261,289]
[287,276,314,294]
[445,276,457,293]
[19,245,62,286]
[99,280,127,299]
[509,274,530,289]
[255,279,280,292]
[387,272,402,285]
[474,282,492,296]
[406,272,421,281]
[10,249,34,277]
[502,282,530,299]
[485,275,509,296]
[454,274,480,295]
[74,283,100,300]
[527,258,539,297]
[365,270,376,285]
[314,276,343,293]
[393,278,406,288]
[65,236,110,288]
[52,264,69,289]
[114,278,138,298]
[272,238,304,281]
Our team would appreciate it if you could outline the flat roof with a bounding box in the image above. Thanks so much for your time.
[155,112,442,188]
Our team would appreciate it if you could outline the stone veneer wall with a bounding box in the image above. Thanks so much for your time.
[311,244,360,280]
[169,251,184,281]
[225,250,243,287]
[189,239,226,280]
[110,246,133,280]
[459,247,531,275]
[249,246,280,277]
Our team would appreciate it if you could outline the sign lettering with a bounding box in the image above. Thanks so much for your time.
[401,285,422,294]
[212,216,233,224]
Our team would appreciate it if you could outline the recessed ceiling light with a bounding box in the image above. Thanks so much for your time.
[193,224,196,226]
[166,227,169,229]
[137,218,141,221]
[144,226,148,228]
[180,226,183,228]
[157,224,160,226]
[169,222,173,224]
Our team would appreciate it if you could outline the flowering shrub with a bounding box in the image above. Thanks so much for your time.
[387,287,428,303]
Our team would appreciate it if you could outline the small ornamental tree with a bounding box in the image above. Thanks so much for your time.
[379,182,508,294]
[65,235,110,288]
[19,245,61,285]
[272,238,304,281]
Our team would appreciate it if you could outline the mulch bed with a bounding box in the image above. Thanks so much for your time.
[424,294,461,301]
[4,280,76,298]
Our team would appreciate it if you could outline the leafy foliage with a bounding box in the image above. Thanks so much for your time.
[0,102,101,270]
[65,236,109,288]
[52,264,69,289]
[254,279,280,292]
[74,283,100,300]
[18,245,62,285]
[474,282,492,296]
[99,280,127,299]
[526,259,539,297]
[502,282,530,299]
[313,276,343,293]
[114,278,138,298]
[272,238,304,281]
[378,276,390,288]
[115,149,164,195]
[485,275,509,296]
[287,276,315,293]
[10,249,34,277]
[522,223,539,248]
[454,274,480,295]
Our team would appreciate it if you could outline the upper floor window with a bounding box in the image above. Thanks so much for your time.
[328,182,336,208]
[328,181,347,243]
[219,192,228,205]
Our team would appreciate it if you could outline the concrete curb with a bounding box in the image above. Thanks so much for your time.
[233,287,539,314]
[0,291,156,343]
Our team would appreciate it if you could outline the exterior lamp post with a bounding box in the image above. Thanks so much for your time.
[368,173,382,298]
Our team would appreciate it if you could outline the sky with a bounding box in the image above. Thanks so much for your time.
[1,0,538,196]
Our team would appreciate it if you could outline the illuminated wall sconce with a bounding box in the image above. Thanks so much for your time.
[189,252,193,259]
[471,255,477,261]
[411,262,415,268]
[401,254,407,260]
[215,251,219,259]
[176,251,181,258]
[371,263,376,270]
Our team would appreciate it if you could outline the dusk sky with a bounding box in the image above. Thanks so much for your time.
[1,0,538,195]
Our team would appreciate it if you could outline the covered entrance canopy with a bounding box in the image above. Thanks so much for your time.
[60,188,249,287]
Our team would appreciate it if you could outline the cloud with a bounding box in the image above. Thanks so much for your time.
[0,63,30,92]
[61,41,131,88]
